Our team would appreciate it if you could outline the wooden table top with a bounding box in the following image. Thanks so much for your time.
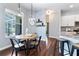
[15,34,37,40]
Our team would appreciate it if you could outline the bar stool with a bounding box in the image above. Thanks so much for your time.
[70,43,79,56]
[59,40,70,56]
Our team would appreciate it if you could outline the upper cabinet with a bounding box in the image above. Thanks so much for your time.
[61,15,79,26]
[61,15,74,26]
[75,15,79,21]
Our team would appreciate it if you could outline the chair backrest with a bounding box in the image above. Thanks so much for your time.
[10,39,15,48]
[10,38,20,48]
[37,36,42,46]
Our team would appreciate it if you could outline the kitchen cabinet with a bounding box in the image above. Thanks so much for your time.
[75,15,79,21]
[61,15,74,26]
[61,15,79,26]
[61,16,68,26]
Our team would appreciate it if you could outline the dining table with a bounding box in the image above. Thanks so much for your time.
[15,34,37,40]
[15,33,37,55]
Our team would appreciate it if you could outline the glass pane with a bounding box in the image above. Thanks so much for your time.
[15,24,22,35]
[5,12,16,36]
[16,16,22,24]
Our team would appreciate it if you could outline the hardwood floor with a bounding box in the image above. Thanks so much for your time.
[0,37,60,56]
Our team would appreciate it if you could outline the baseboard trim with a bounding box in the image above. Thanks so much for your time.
[0,45,12,51]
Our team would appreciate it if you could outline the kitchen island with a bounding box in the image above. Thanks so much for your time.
[60,32,79,56]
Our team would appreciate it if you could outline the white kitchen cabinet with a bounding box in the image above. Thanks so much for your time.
[75,15,79,21]
[61,16,68,26]
[61,15,79,26]
[61,15,75,26]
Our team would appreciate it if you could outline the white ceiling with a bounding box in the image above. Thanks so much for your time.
[21,3,79,12]
[3,3,79,12]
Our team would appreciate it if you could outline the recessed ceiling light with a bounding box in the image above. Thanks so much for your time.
[69,4,74,8]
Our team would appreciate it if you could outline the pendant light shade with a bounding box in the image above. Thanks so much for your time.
[29,3,35,25]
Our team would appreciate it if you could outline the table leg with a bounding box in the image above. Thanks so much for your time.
[67,41,70,55]
[60,41,64,56]
[26,39,30,55]
[70,46,74,56]
[77,49,79,56]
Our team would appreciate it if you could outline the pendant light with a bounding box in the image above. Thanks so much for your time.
[29,3,35,25]
[17,3,23,16]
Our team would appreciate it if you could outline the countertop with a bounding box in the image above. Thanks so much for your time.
[60,32,79,44]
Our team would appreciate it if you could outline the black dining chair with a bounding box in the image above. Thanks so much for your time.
[27,36,42,54]
[10,38,27,56]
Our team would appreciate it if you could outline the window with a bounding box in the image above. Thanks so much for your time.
[5,10,22,36]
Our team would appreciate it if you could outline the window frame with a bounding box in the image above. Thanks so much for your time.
[5,8,24,36]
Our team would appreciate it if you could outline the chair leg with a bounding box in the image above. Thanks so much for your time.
[36,47,38,55]
[39,45,41,51]
[11,49,14,56]
[77,49,79,56]
[25,50,27,55]
[70,46,74,56]
[24,46,27,55]
[15,51,18,56]
[27,49,30,56]
[67,41,70,55]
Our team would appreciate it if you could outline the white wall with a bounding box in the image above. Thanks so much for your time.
[49,10,61,39]
[0,4,11,50]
